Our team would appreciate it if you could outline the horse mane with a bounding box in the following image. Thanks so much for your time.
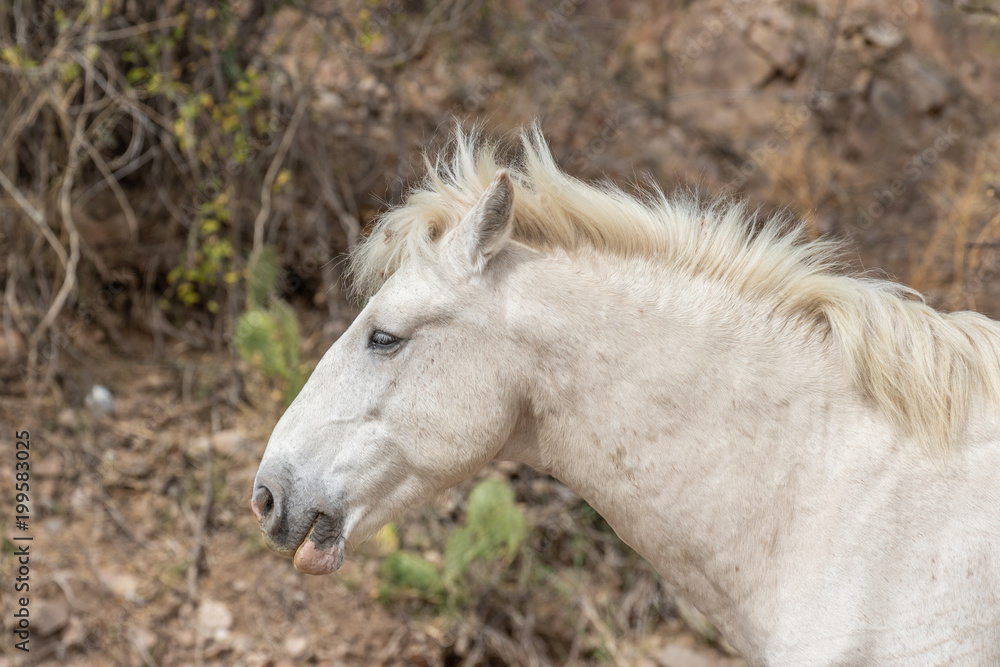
[349,126,1000,452]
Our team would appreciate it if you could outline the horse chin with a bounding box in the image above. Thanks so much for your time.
[292,512,347,576]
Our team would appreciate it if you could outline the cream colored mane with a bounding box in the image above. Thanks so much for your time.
[349,127,1000,452]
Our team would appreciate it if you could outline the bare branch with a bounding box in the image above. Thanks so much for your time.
[77,145,158,209]
[370,0,469,68]
[69,51,174,132]
[4,253,31,343]
[90,15,184,42]
[25,90,85,390]
[80,129,139,237]
[107,108,145,171]
[950,0,999,16]
[0,166,69,268]
[308,155,360,250]
[252,86,309,253]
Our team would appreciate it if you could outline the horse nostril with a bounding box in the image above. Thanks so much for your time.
[251,484,274,524]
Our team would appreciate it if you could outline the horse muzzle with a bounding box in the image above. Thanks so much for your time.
[251,475,347,575]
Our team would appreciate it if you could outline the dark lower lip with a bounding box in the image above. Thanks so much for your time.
[258,510,315,557]
[261,510,344,556]
[304,511,345,549]
[260,534,297,557]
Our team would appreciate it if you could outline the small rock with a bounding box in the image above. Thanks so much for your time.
[175,627,195,649]
[197,599,233,641]
[44,518,66,534]
[314,91,344,112]
[231,633,255,653]
[129,626,157,654]
[61,616,87,649]
[100,571,140,603]
[283,635,309,659]
[35,455,64,477]
[243,651,271,667]
[531,478,553,498]
[116,451,154,478]
[33,600,69,637]
[747,13,805,78]
[85,385,116,417]
[862,22,904,49]
[134,372,173,391]
[870,78,904,119]
[900,54,954,114]
[658,645,719,667]
[57,408,79,430]
[493,460,520,474]
[187,436,212,457]
[69,486,91,511]
[211,429,246,456]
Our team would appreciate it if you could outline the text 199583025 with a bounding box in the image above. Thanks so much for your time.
[12,429,32,652]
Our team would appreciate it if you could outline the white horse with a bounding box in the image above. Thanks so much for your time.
[252,127,1000,665]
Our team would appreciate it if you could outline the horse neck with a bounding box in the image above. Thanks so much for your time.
[498,251,874,655]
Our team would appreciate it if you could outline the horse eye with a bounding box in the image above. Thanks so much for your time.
[369,329,401,351]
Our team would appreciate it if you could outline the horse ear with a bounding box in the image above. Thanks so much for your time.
[453,169,515,273]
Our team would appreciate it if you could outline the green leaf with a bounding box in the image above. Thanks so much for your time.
[465,479,527,561]
[378,551,443,601]
[269,299,301,372]
[245,247,278,310]
[234,309,284,377]
[443,527,476,582]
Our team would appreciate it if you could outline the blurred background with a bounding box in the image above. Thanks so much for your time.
[0,1,998,665]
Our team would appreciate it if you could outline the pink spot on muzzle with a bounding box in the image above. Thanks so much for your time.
[294,536,345,575]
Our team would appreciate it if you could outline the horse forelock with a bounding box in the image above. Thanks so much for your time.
[348,125,1000,453]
